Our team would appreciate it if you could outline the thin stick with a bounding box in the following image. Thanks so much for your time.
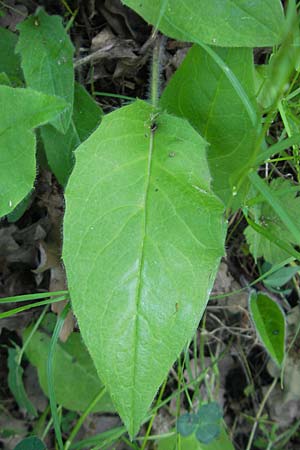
[245,377,278,450]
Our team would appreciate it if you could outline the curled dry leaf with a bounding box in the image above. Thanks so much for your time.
[34,240,74,342]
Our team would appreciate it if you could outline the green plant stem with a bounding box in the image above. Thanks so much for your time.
[64,387,107,450]
[136,432,176,442]
[0,0,27,16]
[141,377,168,450]
[200,314,213,400]
[257,133,300,164]
[281,316,300,388]
[245,377,278,450]
[41,406,62,440]
[17,305,48,365]
[93,91,136,102]
[150,36,162,109]
[47,303,71,450]
[121,437,140,450]
[272,418,300,448]
[210,256,295,300]
[69,426,126,450]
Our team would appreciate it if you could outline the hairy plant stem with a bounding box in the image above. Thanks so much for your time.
[150,34,163,110]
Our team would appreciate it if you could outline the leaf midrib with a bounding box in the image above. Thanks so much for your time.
[130,119,155,433]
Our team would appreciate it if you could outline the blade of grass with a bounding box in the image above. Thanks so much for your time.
[69,426,126,450]
[140,377,167,450]
[196,40,257,127]
[245,378,278,450]
[47,302,71,450]
[0,296,68,319]
[17,305,49,364]
[93,91,136,102]
[257,133,300,164]
[248,170,300,244]
[0,290,68,304]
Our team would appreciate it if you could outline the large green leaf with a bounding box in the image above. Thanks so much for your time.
[63,100,226,437]
[0,86,67,218]
[249,291,286,367]
[23,326,114,412]
[161,45,258,208]
[16,8,74,133]
[0,27,22,83]
[122,0,285,47]
[41,83,103,186]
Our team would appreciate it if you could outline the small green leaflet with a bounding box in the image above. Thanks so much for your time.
[41,83,103,186]
[63,100,226,437]
[177,413,199,437]
[121,0,285,47]
[196,403,223,444]
[249,291,286,367]
[263,265,300,290]
[23,325,114,413]
[16,8,74,133]
[0,86,67,218]
[177,403,223,444]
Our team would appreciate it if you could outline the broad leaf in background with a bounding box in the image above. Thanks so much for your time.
[249,291,286,367]
[0,86,67,218]
[7,348,37,416]
[262,264,300,290]
[41,83,103,186]
[245,179,300,264]
[158,426,234,450]
[122,0,285,47]
[161,45,258,208]
[0,27,22,84]
[16,8,74,133]
[14,436,46,450]
[23,327,114,412]
[63,100,226,436]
